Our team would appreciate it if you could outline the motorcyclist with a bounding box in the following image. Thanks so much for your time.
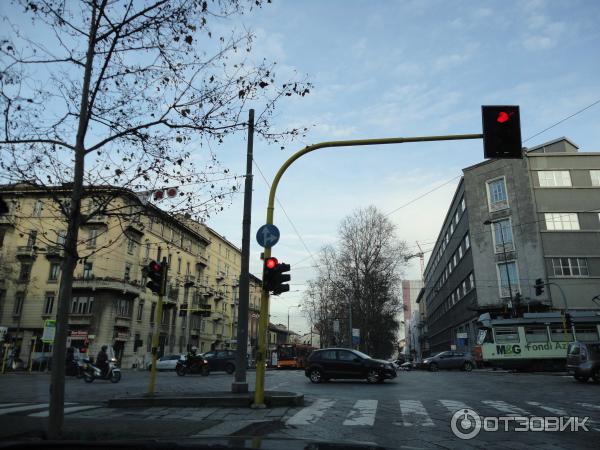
[96,345,109,377]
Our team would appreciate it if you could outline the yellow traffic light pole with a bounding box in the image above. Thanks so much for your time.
[253,133,483,407]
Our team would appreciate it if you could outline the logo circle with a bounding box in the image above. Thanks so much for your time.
[450,408,481,440]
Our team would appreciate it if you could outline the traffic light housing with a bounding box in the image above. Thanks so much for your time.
[564,312,573,330]
[263,257,291,295]
[534,278,545,296]
[142,260,165,295]
[482,105,522,159]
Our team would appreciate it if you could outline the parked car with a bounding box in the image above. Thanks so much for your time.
[399,361,414,371]
[201,350,237,374]
[567,341,600,383]
[304,348,397,384]
[421,351,474,372]
[148,354,185,371]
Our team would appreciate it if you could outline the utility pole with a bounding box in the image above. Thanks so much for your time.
[232,109,254,393]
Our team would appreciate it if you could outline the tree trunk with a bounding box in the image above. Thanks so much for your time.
[47,3,98,439]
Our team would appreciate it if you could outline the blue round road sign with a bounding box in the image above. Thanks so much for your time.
[256,224,280,248]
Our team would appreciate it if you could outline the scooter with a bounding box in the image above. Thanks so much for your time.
[83,358,121,383]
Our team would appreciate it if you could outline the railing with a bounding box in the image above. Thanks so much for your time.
[72,276,142,294]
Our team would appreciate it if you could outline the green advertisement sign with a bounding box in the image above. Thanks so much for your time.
[42,320,56,343]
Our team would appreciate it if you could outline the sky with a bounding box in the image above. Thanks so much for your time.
[201,0,600,335]
[2,0,600,338]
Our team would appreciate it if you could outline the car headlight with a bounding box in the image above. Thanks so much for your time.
[203,359,208,364]
[423,359,430,364]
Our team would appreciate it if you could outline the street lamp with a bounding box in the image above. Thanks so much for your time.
[287,304,301,343]
[484,219,515,316]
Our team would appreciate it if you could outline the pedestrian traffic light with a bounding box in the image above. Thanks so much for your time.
[262,257,291,295]
[142,260,165,295]
[482,105,522,159]
[534,278,545,296]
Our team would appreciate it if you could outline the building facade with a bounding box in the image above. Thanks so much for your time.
[0,184,261,368]
[422,138,600,354]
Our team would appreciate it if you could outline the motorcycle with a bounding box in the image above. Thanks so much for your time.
[176,355,209,376]
[83,357,121,383]
[65,358,85,378]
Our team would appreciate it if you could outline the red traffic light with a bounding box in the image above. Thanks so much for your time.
[265,257,278,270]
[149,261,162,272]
[497,111,513,123]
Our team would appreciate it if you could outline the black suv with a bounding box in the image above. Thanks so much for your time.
[202,350,237,374]
[305,348,397,383]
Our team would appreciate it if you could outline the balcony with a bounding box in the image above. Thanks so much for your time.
[201,287,215,298]
[45,245,64,259]
[72,276,141,296]
[211,311,224,321]
[16,245,36,258]
[68,314,92,325]
[196,253,208,267]
[214,290,225,300]
[115,316,132,327]
[85,213,108,225]
[216,271,225,281]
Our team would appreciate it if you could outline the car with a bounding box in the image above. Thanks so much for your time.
[421,351,475,372]
[399,361,414,371]
[304,348,397,384]
[148,354,185,371]
[201,350,237,374]
[567,341,600,383]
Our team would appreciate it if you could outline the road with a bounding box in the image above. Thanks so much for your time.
[0,368,599,449]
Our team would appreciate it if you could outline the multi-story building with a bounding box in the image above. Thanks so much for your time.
[398,279,423,354]
[422,137,600,354]
[0,183,261,368]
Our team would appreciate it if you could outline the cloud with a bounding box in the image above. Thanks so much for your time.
[433,43,479,72]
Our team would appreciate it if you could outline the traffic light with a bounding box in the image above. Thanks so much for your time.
[534,278,545,296]
[482,105,522,159]
[142,260,165,295]
[263,257,291,295]
[564,312,573,330]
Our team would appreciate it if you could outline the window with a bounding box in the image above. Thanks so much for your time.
[117,299,131,317]
[552,257,589,277]
[0,229,5,248]
[157,247,162,261]
[320,350,337,360]
[87,229,98,248]
[147,333,153,352]
[453,254,457,266]
[137,301,144,321]
[19,262,32,282]
[591,170,600,187]
[550,325,572,342]
[575,325,599,342]
[124,263,132,281]
[461,197,466,212]
[486,177,508,211]
[450,223,454,235]
[186,262,190,275]
[545,213,580,231]
[127,238,135,254]
[465,234,470,250]
[455,210,459,225]
[497,261,519,297]
[462,280,467,295]
[43,293,55,315]
[83,262,93,279]
[27,230,37,248]
[538,170,571,187]
[14,292,25,315]
[491,219,514,252]
[150,302,157,323]
[144,243,150,260]
[32,200,43,217]
[495,327,520,343]
[177,257,182,274]
[57,230,66,246]
[469,273,474,290]
[71,296,94,314]
[525,326,548,343]
[458,245,463,259]
[49,262,61,281]
[337,350,357,361]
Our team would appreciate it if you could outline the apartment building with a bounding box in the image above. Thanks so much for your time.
[0,183,260,368]
[422,137,600,354]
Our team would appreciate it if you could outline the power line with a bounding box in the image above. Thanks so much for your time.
[385,175,462,217]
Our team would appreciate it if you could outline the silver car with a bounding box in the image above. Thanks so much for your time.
[149,354,185,371]
[422,351,474,372]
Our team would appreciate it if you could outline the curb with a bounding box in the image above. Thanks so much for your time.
[106,391,304,408]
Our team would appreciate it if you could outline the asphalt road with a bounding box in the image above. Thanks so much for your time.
[1,368,599,449]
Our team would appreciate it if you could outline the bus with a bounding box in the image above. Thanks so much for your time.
[476,311,600,371]
[275,343,316,369]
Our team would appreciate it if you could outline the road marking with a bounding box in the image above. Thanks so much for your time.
[0,403,50,415]
[0,403,28,409]
[398,400,434,426]
[481,400,530,416]
[286,398,336,426]
[343,400,378,426]
[29,405,101,418]
[579,403,600,411]
[439,400,471,415]
[525,402,568,416]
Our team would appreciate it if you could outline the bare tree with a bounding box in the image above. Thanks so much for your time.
[0,0,310,437]
[304,206,407,358]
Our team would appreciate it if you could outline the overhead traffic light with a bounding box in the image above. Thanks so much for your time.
[142,260,166,295]
[534,278,545,296]
[482,105,522,159]
[263,257,291,295]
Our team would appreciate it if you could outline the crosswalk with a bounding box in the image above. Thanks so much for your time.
[285,398,600,430]
[0,402,102,417]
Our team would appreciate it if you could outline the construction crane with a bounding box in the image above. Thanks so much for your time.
[404,241,425,282]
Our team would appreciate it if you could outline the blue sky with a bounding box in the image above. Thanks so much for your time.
[204,0,600,334]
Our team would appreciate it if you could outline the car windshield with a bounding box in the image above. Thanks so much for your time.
[2,2,598,449]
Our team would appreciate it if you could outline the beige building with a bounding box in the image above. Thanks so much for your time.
[0,184,262,368]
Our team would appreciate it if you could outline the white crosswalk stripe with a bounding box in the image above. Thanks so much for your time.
[439,400,472,415]
[0,403,27,409]
[0,403,50,415]
[525,401,568,416]
[579,403,600,411]
[286,398,336,425]
[397,400,434,426]
[343,400,378,426]
[29,405,102,418]
[481,400,530,416]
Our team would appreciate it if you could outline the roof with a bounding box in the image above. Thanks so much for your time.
[526,136,579,152]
